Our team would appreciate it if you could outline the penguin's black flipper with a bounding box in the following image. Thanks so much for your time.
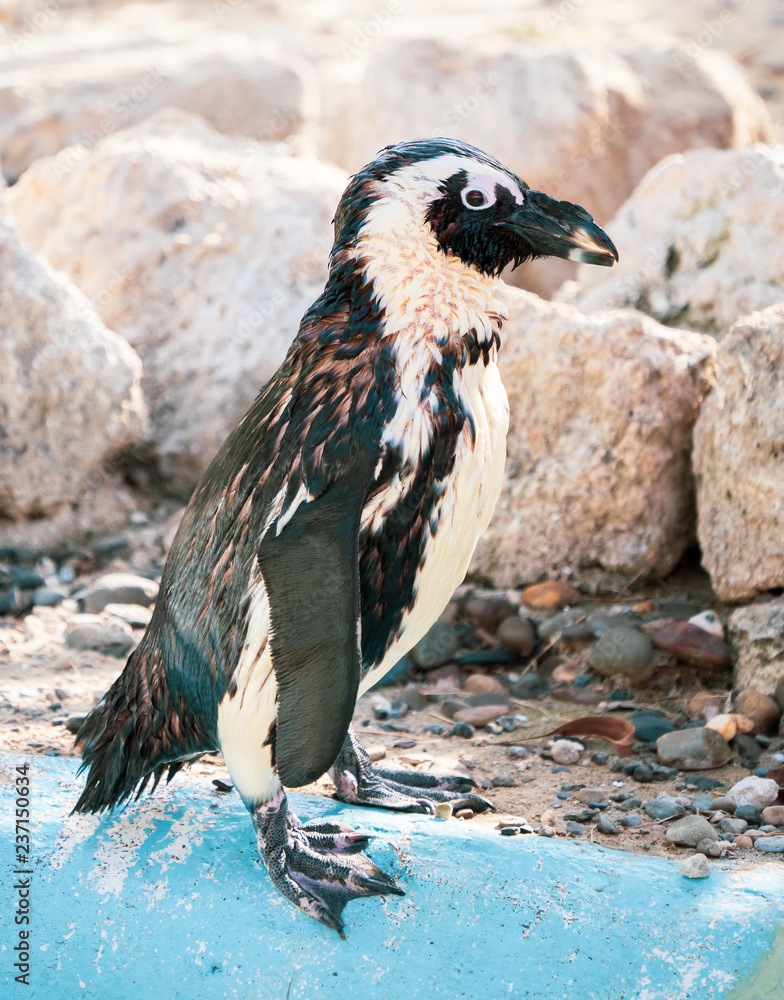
[258,459,376,790]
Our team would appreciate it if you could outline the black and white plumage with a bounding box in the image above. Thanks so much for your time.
[74,138,617,936]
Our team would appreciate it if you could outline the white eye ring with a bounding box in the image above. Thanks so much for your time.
[461,180,496,211]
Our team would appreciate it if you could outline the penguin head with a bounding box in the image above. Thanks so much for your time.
[334,138,618,277]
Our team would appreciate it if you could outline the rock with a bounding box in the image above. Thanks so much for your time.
[565,821,586,837]
[463,596,517,632]
[464,691,513,710]
[686,692,722,720]
[462,674,506,695]
[656,728,732,770]
[754,836,784,854]
[509,674,546,699]
[32,587,66,607]
[576,788,608,807]
[434,803,452,821]
[65,623,135,657]
[644,795,686,821]
[705,713,754,742]
[0,219,147,522]
[776,675,784,715]
[618,814,642,828]
[734,805,762,825]
[762,806,784,826]
[666,815,718,847]
[632,764,653,783]
[491,774,516,788]
[588,627,654,679]
[331,37,769,297]
[520,581,581,611]
[471,290,716,586]
[550,740,582,765]
[451,722,475,739]
[733,689,782,737]
[8,109,347,494]
[398,684,429,712]
[734,835,754,850]
[0,18,312,181]
[695,838,723,858]
[688,611,724,638]
[728,600,784,696]
[596,814,620,835]
[720,817,749,836]
[681,854,711,879]
[630,711,675,743]
[561,146,784,334]
[649,621,731,672]
[710,797,737,814]
[727,776,780,810]
[692,305,784,599]
[410,623,460,670]
[84,573,159,613]
[496,616,536,657]
[453,705,506,728]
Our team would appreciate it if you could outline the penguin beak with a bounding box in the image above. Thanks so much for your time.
[501,189,618,267]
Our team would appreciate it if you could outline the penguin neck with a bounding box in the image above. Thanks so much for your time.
[350,219,508,349]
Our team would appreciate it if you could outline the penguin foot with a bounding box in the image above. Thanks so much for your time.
[330,728,495,815]
[252,789,405,938]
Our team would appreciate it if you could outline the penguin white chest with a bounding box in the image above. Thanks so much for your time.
[361,356,509,692]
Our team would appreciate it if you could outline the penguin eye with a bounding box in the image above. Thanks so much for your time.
[461,182,496,211]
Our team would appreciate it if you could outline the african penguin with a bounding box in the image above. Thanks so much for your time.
[74,138,617,937]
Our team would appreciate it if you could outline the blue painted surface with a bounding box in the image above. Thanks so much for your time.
[2,753,783,1000]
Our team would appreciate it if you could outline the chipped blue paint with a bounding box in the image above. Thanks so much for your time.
[1,753,783,1000]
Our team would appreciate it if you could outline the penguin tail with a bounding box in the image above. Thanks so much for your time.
[72,643,198,814]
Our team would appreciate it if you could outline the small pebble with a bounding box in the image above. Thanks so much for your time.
[451,722,475,738]
[632,764,653,783]
[734,804,762,825]
[509,673,546,698]
[65,717,84,735]
[588,627,654,679]
[500,826,518,836]
[491,774,516,788]
[463,673,506,695]
[556,790,572,800]
[720,817,749,835]
[423,724,445,736]
[656,728,731,770]
[644,795,686,821]
[688,610,724,638]
[591,751,609,766]
[455,808,474,820]
[464,596,517,631]
[596,814,620,835]
[651,621,731,671]
[564,810,596,823]
[618,814,643,827]
[497,716,517,733]
[520,580,581,611]
[496,616,536,657]
[710,796,736,813]
[454,704,506,728]
[538,825,555,837]
[551,765,571,773]
[692,795,714,812]
[630,711,675,743]
[619,797,643,812]
[681,854,711,878]
[734,835,753,849]
[665,815,718,847]
[434,803,452,821]
[761,805,784,826]
[65,623,134,658]
[565,821,586,836]
[728,776,780,810]
[550,740,582,765]
[508,746,528,759]
[733,689,782,736]
[754,836,784,854]
[393,739,417,749]
[696,837,723,857]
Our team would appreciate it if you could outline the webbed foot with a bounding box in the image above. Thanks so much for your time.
[251,789,404,938]
[329,728,494,815]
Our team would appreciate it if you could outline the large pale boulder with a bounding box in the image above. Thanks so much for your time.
[728,600,784,696]
[9,109,348,493]
[329,38,770,297]
[0,22,313,181]
[470,288,716,587]
[0,219,147,521]
[560,145,784,334]
[693,305,784,600]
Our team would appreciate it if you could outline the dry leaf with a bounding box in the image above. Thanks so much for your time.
[509,715,635,757]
